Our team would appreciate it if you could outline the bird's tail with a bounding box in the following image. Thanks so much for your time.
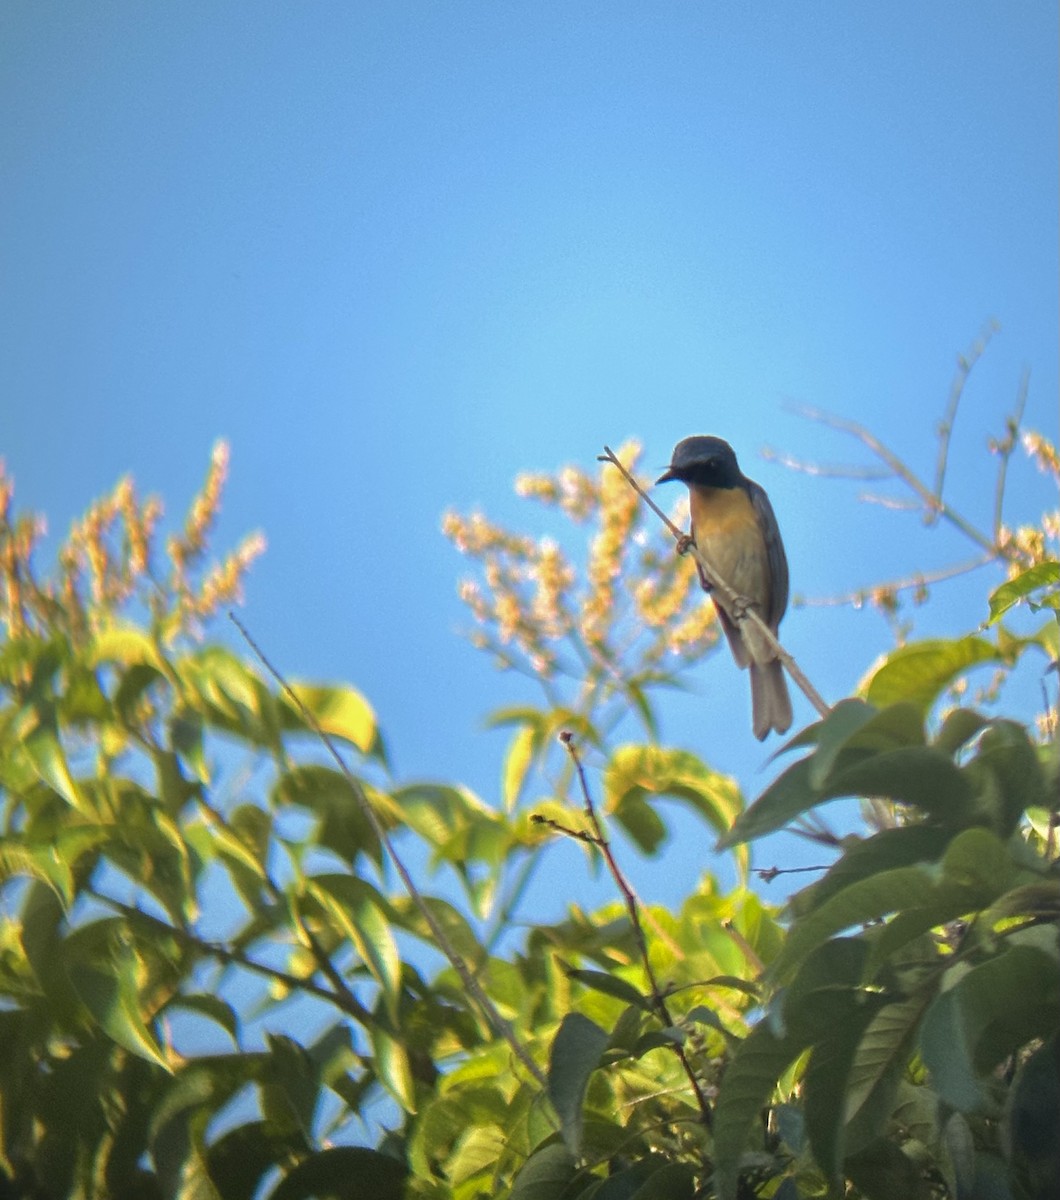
[750,659,792,741]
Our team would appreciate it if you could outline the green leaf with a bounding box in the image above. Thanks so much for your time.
[509,1143,579,1200]
[611,794,667,854]
[171,709,209,784]
[273,765,385,867]
[988,561,1060,622]
[772,828,1011,985]
[843,991,934,1155]
[0,835,75,905]
[718,756,815,848]
[919,944,1060,1113]
[548,1012,609,1156]
[368,1024,417,1113]
[268,1146,408,1200]
[845,1137,928,1200]
[206,1121,307,1200]
[604,744,744,847]
[89,622,168,671]
[503,723,538,811]
[823,746,974,824]
[965,719,1048,836]
[283,681,385,761]
[167,994,241,1045]
[23,705,87,813]
[598,1160,697,1199]
[801,991,891,1182]
[791,825,953,918]
[308,874,401,1018]
[861,636,1001,714]
[562,965,652,1011]
[1006,1033,1060,1199]
[713,1021,805,1200]
[933,708,990,757]
[807,701,922,789]
[64,920,172,1071]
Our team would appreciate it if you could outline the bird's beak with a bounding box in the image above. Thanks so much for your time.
[656,467,678,485]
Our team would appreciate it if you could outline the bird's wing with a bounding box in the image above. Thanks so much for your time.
[748,481,789,629]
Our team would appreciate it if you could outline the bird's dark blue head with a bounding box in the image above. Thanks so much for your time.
[656,436,743,488]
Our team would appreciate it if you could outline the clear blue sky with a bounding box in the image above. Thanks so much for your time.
[3,2,1058,914]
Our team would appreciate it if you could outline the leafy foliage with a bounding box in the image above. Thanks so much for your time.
[1,373,1057,1199]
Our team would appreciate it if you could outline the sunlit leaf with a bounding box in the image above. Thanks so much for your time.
[369,1024,417,1113]
[988,561,1060,622]
[89,622,169,671]
[309,874,401,1019]
[283,681,384,761]
[23,706,87,813]
[64,921,171,1071]
[605,744,745,869]
[860,636,1001,713]
[503,723,537,811]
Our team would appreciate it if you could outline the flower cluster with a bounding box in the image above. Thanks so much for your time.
[442,440,720,696]
[0,441,264,648]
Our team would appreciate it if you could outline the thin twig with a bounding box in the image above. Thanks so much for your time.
[229,611,549,1093]
[722,920,763,975]
[599,446,831,722]
[197,794,371,1023]
[761,447,892,481]
[560,731,715,1129]
[934,321,999,505]
[993,367,1030,542]
[754,864,831,884]
[793,553,995,609]
[790,404,1023,563]
[100,894,375,1030]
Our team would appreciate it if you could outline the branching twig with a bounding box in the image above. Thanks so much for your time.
[100,894,375,1031]
[993,368,1030,542]
[754,864,831,884]
[559,732,715,1129]
[598,446,831,722]
[229,611,550,1093]
[793,553,995,608]
[788,403,1024,564]
[934,320,999,504]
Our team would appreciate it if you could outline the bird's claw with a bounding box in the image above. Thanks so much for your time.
[676,534,695,556]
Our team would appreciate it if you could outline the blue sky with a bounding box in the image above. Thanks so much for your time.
[3,2,1058,916]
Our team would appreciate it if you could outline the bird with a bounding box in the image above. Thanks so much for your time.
[656,435,792,739]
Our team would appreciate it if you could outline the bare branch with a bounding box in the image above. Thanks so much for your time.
[934,320,1000,505]
[560,731,714,1129]
[790,404,1008,558]
[993,367,1030,541]
[762,446,892,481]
[794,553,995,609]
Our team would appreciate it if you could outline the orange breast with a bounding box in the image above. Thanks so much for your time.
[689,485,770,611]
